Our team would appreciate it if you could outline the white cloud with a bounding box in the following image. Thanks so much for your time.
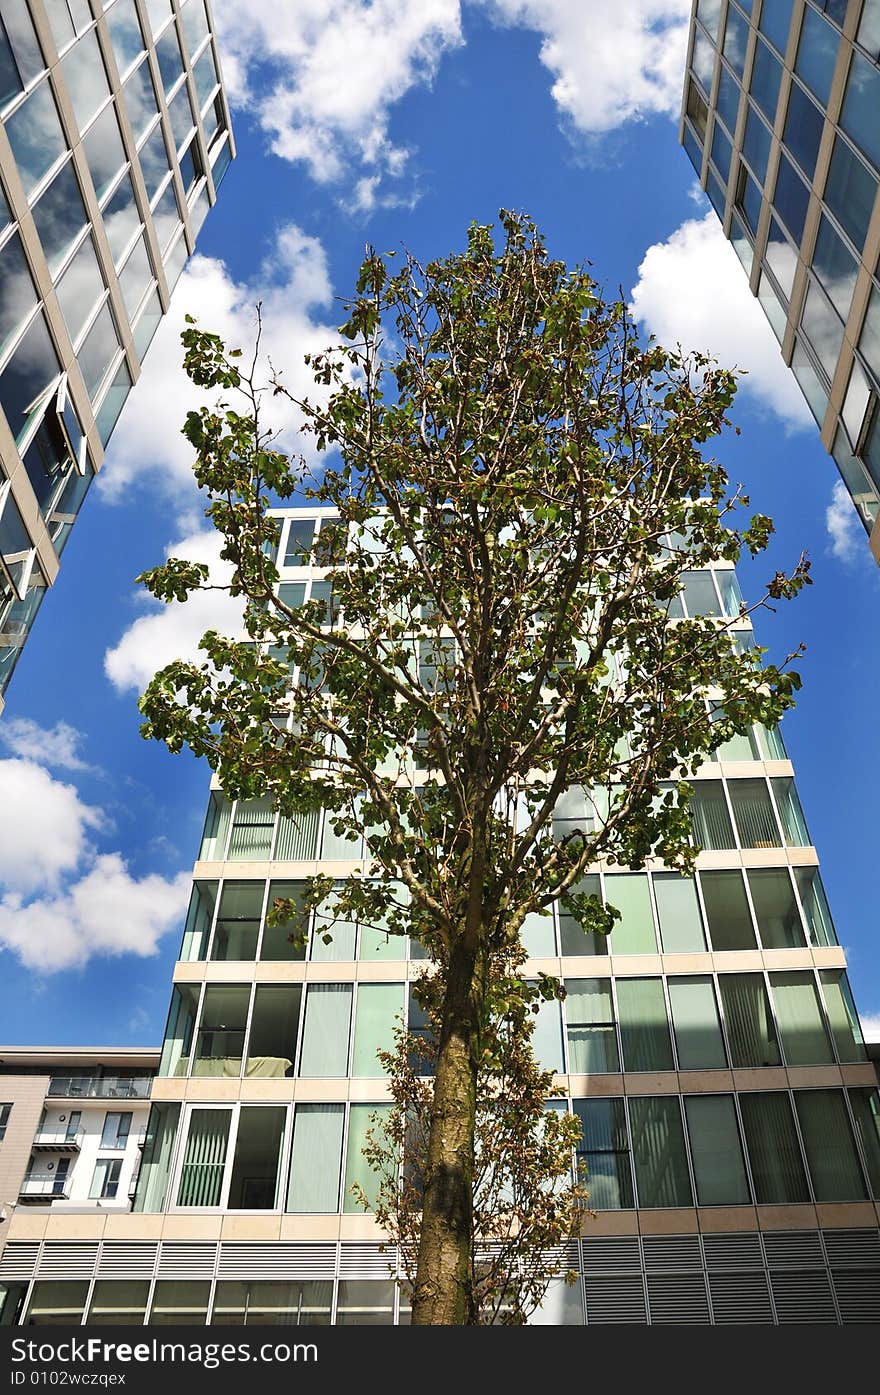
[479,0,690,133]
[99,224,341,505]
[0,718,93,772]
[629,212,813,429]
[861,1012,880,1044]
[104,526,242,694]
[826,479,865,565]
[0,759,103,896]
[0,855,190,974]
[214,0,462,190]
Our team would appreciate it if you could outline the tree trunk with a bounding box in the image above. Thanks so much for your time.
[410,934,483,1324]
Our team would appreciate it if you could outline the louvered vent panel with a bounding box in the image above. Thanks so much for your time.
[642,1234,702,1272]
[762,1231,824,1268]
[708,1271,773,1324]
[584,1274,647,1324]
[338,1243,395,1278]
[831,1269,880,1323]
[97,1243,157,1278]
[702,1232,763,1270]
[37,1243,99,1278]
[646,1273,711,1324]
[218,1243,337,1279]
[822,1229,880,1268]
[580,1237,642,1273]
[157,1243,218,1278]
[770,1270,837,1324]
[0,1243,39,1280]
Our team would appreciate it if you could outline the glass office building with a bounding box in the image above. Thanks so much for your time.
[0,0,233,707]
[1,507,878,1326]
[680,0,880,560]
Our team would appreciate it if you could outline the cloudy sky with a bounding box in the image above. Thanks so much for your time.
[2,0,879,1045]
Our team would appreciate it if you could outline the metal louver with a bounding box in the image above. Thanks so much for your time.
[642,1233,702,1272]
[762,1230,824,1268]
[769,1270,837,1324]
[584,1273,647,1324]
[36,1243,99,1278]
[580,1236,641,1273]
[217,1242,337,1279]
[822,1229,880,1267]
[0,1243,39,1280]
[646,1273,711,1324]
[702,1232,764,1269]
[831,1269,880,1323]
[157,1242,218,1278]
[708,1271,773,1324]
[338,1243,396,1278]
[96,1242,157,1278]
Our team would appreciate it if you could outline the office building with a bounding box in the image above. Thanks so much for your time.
[680,0,880,558]
[0,0,233,708]
[1,507,879,1326]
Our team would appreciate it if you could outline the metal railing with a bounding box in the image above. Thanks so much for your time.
[46,1076,152,1099]
[19,1174,70,1198]
[31,1130,83,1149]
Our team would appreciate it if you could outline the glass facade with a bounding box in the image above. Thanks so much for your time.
[680,0,880,558]
[0,0,233,702]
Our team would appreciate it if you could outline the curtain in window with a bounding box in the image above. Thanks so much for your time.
[531,992,564,1073]
[344,1104,391,1212]
[177,1109,230,1206]
[689,782,735,850]
[628,1096,693,1208]
[604,874,656,953]
[352,984,403,1076]
[794,1090,867,1201]
[739,1092,809,1203]
[318,809,361,860]
[299,985,352,1076]
[310,882,357,960]
[275,809,320,860]
[770,973,833,1065]
[728,780,781,847]
[565,979,618,1073]
[133,1102,180,1212]
[652,873,705,952]
[616,978,674,1072]
[684,1095,750,1205]
[668,977,727,1069]
[228,798,275,859]
[573,1099,633,1210]
[287,1104,344,1212]
[718,974,780,1067]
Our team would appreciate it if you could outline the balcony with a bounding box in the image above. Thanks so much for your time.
[19,1174,70,1201]
[31,1130,83,1151]
[46,1076,152,1100]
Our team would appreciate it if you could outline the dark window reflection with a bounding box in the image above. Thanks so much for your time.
[5,80,66,195]
[0,311,60,444]
[32,160,88,275]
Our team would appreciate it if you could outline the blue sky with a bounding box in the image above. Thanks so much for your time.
[1,0,879,1046]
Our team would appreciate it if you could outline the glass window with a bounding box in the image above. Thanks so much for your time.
[180,0,209,54]
[78,300,119,399]
[749,35,781,120]
[723,4,749,77]
[137,120,170,201]
[260,879,307,961]
[858,0,880,57]
[212,1280,331,1325]
[774,153,810,242]
[770,971,833,1065]
[735,162,763,236]
[4,80,66,195]
[148,1281,210,1326]
[193,42,218,105]
[61,28,109,130]
[784,81,825,180]
[689,781,735,851]
[700,870,754,950]
[0,1101,10,1140]
[132,286,160,358]
[211,133,231,187]
[100,1110,131,1148]
[247,984,299,1078]
[629,1096,693,1208]
[743,104,771,184]
[143,0,172,38]
[819,971,867,1062]
[728,777,781,848]
[31,160,88,275]
[89,1156,122,1198]
[101,172,140,265]
[801,280,844,381]
[795,3,837,104]
[0,0,45,108]
[559,874,606,956]
[731,213,754,274]
[604,873,656,953]
[0,229,36,358]
[533,990,565,1073]
[343,1103,390,1212]
[718,974,781,1066]
[94,356,130,442]
[177,1108,230,1205]
[564,979,618,1073]
[227,1106,285,1209]
[795,1090,867,1200]
[824,135,877,251]
[55,233,104,345]
[119,233,152,315]
[739,1091,809,1202]
[848,1089,880,1197]
[179,136,202,194]
[573,1098,633,1209]
[106,0,144,76]
[715,64,740,133]
[693,35,716,95]
[283,517,315,565]
[132,1101,179,1211]
[812,214,857,320]
[227,797,274,859]
[158,984,197,1077]
[299,983,352,1076]
[616,977,673,1071]
[748,868,804,948]
[150,169,181,249]
[211,880,262,961]
[687,76,710,138]
[696,0,722,41]
[653,873,705,952]
[180,879,216,960]
[759,0,794,55]
[24,1283,89,1326]
[122,56,158,141]
[193,984,249,1076]
[169,80,194,150]
[163,228,187,288]
[0,310,60,445]
[83,101,126,199]
[861,284,880,388]
[155,21,183,91]
[711,117,732,182]
[791,337,828,422]
[668,976,727,1069]
[840,49,880,173]
[681,569,720,615]
[770,776,810,846]
[760,270,786,341]
[286,1103,344,1212]
[336,1280,395,1326]
[685,1094,750,1204]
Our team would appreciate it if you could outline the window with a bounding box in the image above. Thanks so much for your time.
[227,797,274,859]
[0,1102,10,1140]
[811,214,857,320]
[353,985,403,1074]
[177,1108,230,1206]
[286,1104,344,1212]
[123,58,158,142]
[336,1280,395,1326]
[783,82,825,181]
[154,21,183,91]
[711,118,732,182]
[739,1091,809,1202]
[629,1096,693,1208]
[559,874,605,955]
[795,3,836,104]
[718,974,781,1066]
[299,984,352,1076]
[283,517,315,565]
[770,777,809,845]
[689,782,735,851]
[735,163,763,236]
[723,4,749,77]
[0,230,37,360]
[759,0,793,55]
[604,873,656,953]
[840,49,880,173]
[748,868,804,948]
[564,979,619,1073]
[24,1282,89,1326]
[696,0,722,41]
[774,153,810,243]
[819,971,866,1063]
[227,1107,286,1209]
[137,121,170,201]
[728,778,781,848]
[770,972,833,1065]
[687,77,709,138]
[275,807,319,859]
[94,357,130,442]
[848,1089,880,1197]
[685,1095,750,1204]
[100,1111,132,1149]
[794,1090,867,1201]
[343,1103,391,1212]
[692,32,716,95]
[653,873,705,952]
[87,1280,149,1325]
[83,102,126,200]
[55,234,104,345]
[260,879,307,960]
[616,977,674,1072]
[211,880,262,960]
[858,0,880,58]
[212,1280,331,1325]
[749,36,781,120]
[132,1102,179,1212]
[148,1281,210,1326]
[180,0,210,55]
[765,217,798,299]
[743,105,771,184]
[801,280,844,382]
[89,1156,122,1199]
[247,985,300,1078]
[824,136,877,251]
[0,311,61,446]
[31,161,88,275]
[572,1099,633,1209]
[61,28,110,131]
[168,81,194,149]
[668,977,727,1069]
[193,984,249,1076]
[192,41,218,104]
[179,879,216,960]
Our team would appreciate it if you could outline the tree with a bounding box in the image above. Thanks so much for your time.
[138,211,809,1325]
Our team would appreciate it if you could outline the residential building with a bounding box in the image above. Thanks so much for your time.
[680,0,880,559]
[1,507,879,1326]
[0,0,233,708]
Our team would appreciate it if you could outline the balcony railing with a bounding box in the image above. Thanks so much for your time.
[31,1130,83,1150]
[46,1076,152,1100]
[19,1174,70,1199]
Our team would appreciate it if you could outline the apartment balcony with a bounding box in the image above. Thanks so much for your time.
[31,1130,83,1151]
[46,1076,152,1100]
[18,1174,70,1202]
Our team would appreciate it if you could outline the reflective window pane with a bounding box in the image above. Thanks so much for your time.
[565,979,618,1073]
[693,31,716,94]
[747,868,804,949]
[138,121,170,201]
[783,81,824,180]
[812,213,857,319]
[689,781,735,851]
[573,1098,633,1210]
[0,229,36,358]
[0,0,45,108]
[83,101,126,199]
[858,0,880,58]
[31,160,88,275]
[795,3,837,104]
[118,233,152,316]
[0,310,60,444]
[653,873,705,952]
[770,971,833,1065]
[696,0,723,41]
[168,79,193,149]
[801,280,844,382]
[617,977,674,1072]
[715,63,740,133]
[151,174,180,250]
[840,49,880,173]
[718,973,781,1066]
[180,0,209,55]
[4,80,66,195]
[749,36,781,120]
[61,28,110,131]
[106,0,144,77]
[122,57,158,141]
[193,42,218,106]
[743,104,771,184]
[819,970,867,1063]
[684,1095,750,1204]
[759,0,794,56]
[604,873,656,954]
[629,1096,693,1208]
[795,1090,867,1201]
[668,977,727,1069]
[101,171,140,265]
[735,163,763,236]
[286,1104,343,1212]
[94,355,129,441]
[824,135,877,251]
[155,21,183,91]
[739,1092,809,1202]
[711,117,732,182]
[55,232,104,344]
[723,4,749,77]
[774,153,810,242]
[791,338,828,422]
